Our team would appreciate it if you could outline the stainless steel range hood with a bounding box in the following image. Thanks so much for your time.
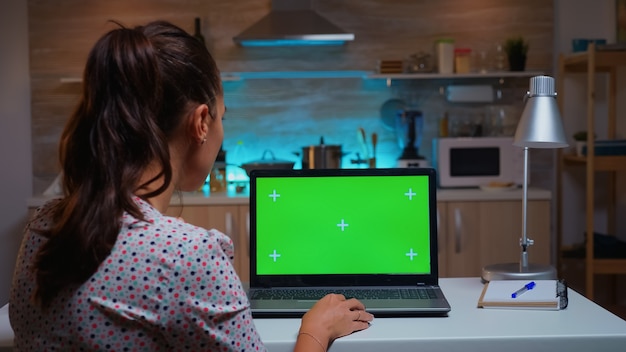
[233,0,354,47]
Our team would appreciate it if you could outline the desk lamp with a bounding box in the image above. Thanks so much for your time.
[482,75,568,282]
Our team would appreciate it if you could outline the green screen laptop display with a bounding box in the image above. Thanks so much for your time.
[254,171,432,276]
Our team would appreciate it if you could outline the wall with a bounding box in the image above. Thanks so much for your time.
[0,0,32,304]
[27,0,554,193]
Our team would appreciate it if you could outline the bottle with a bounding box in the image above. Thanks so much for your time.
[439,112,449,137]
[209,145,226,193]
[492,43,506,72]
[229,140,248,181]
[193,17,205,46]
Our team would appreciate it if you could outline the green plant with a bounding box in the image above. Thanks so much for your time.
[573,131,596,141]
[504,36,529,57]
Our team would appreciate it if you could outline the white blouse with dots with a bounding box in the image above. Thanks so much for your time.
[10,197,266,351]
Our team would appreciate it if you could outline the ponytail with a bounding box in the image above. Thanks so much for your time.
[33,21,222,307]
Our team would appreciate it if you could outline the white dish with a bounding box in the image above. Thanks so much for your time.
[479,184,518,192]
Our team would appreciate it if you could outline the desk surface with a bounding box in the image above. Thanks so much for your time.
[253,277,626,352]
[2,278,626,351]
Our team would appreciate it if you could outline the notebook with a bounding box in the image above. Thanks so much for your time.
[477,280,568,310]
[247,167,451,318]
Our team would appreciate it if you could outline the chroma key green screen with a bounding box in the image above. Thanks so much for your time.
[254,174,432,275]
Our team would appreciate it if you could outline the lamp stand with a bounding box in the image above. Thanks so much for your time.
[481,147,556,282]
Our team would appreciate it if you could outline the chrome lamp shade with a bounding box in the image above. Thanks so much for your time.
[514,75,569,149]
[482,75,568,282]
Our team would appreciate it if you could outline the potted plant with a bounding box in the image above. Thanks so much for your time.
[504,36,529,71]
[573,130,595,156]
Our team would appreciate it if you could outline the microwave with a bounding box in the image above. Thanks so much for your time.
[432,137,525,188]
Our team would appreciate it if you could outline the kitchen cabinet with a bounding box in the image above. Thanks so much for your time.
[165,204,251,282]
[557,42,626,300]
[437,200,551,278]
[172,199,551,280]
[28,189,550,282]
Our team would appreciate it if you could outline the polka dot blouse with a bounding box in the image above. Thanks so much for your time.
[10,197,266,351]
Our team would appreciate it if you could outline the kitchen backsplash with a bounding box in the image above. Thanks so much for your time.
[220,76,530,179]
[27,0,554,194]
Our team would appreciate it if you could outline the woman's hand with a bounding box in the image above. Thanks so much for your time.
[295,294,374,351]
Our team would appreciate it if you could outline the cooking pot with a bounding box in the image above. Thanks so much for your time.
[295,137,348,169]
[240,150,295,176]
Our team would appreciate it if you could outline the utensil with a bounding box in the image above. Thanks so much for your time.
[371,132,378,158]
[357,127,369,159]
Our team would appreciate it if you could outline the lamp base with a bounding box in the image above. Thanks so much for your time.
[481,262,557,283]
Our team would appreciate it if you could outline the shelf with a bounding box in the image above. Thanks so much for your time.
[60,70,548,83]
[563,154,626,171]
[59,77,82,83]
[561,50,626,72]
[60,71,372,83]
[594,259,626,274]
[367,70,546,80]
[557,42,626,302]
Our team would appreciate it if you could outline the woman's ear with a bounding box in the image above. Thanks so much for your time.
[190,104,210,144]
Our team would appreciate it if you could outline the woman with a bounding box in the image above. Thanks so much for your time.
[10,21,373,351]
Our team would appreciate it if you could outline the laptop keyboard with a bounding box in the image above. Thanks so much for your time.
[250,288,438,300]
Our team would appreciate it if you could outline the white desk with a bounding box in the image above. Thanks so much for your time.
[2,278,626,351]
[254,277,626,352]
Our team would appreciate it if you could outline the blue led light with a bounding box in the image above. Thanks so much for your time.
[238,39,347,47]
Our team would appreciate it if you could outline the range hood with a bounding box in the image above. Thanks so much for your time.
[233,0,355,47]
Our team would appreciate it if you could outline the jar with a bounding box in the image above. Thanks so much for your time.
[454,48,472,73]
[435,38,455,74]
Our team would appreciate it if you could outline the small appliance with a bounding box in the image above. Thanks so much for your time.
[396,109,429,167]
[432,137,524,188]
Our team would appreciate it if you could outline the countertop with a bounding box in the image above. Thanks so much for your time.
[253,277,626,352]
[27,186,551,208]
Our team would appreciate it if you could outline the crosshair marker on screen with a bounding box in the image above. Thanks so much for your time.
[406,248,418,260]
[268,190,281,202]
[269,249,281,262]
[337,219,349,231]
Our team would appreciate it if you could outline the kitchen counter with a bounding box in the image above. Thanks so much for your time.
[27,186,551,208]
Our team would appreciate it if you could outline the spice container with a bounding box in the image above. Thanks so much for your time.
[454,48,472,73]
[435,38,455,74]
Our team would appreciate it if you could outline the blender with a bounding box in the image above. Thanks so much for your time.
[395,109,429,168]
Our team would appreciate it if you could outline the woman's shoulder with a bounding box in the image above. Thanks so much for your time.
[27,198,62,231]
[122,203,233,250]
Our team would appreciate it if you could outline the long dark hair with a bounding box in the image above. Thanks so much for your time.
[32,21,222,307]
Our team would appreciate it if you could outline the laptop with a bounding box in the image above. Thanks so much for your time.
[247,167,451,318]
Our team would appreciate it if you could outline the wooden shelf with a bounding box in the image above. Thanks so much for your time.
[561,50,626,72]
[557,41,626,302]
[563,154,626,171]
[594,259,626,274]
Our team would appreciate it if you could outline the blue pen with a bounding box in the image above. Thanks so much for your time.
[511,281,536,298]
